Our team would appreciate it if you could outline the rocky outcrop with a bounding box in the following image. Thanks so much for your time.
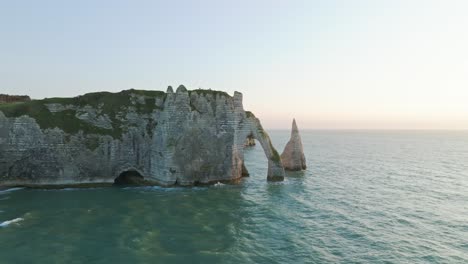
[281,119,306,171]
[0,94,31,104]
[244,134,256,147]
[0,86,285,187]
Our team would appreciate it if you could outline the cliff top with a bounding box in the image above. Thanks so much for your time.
[0,86,232,113]
[0,86,234,137]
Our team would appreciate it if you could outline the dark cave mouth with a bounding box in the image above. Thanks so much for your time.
[114,170,145,185]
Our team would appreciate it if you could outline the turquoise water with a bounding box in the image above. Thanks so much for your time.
[1,131,467,263]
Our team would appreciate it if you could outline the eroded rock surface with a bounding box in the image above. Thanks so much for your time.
[281,119,307,171]
[0,86,285,187]
[244,134,256,147]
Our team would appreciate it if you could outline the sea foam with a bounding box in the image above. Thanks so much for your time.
[0,187,24,195]
[0,218,24,227]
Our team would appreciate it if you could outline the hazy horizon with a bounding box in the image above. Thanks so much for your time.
[1,0,467,130]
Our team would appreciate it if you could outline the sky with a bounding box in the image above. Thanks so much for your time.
[1,0,467,129]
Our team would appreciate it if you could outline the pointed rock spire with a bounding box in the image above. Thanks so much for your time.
[281,119,306,171]
[292,119,299,134]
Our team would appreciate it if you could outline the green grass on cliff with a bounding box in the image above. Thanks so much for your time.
[0,89,166,137]
[245,111,255,118]
[46,89,166,115]
[0,100,121,137]
[188,89,230,98]
[270,142,281,163]
[0,88,235,138]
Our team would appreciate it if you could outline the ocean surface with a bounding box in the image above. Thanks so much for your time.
[0,130,467,263]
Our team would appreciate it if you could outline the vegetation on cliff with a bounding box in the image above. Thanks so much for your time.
[0,88,233,138]
[188,89,230,98]
[0,89,166,137]
[245,111,255,118]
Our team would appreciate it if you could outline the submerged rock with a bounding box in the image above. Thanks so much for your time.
[281,119,306,171]
[0,87,285,187]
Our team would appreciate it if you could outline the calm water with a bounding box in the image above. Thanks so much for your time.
[1,131,467,263]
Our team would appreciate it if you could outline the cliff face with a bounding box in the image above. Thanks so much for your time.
[0,86,285,187]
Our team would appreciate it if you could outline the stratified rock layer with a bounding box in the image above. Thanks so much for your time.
[0,86,285,187]
[281,119,306,171]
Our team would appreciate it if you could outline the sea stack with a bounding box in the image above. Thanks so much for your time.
[281,119,306,171]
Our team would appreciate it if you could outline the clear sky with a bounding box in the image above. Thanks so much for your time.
[1,0,467,129]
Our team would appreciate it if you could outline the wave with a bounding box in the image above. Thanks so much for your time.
[0,218,24,227]
[122,185,208,192]
[0,187,24,195]
[39,187,105,192]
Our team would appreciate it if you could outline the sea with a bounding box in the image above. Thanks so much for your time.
[0,130,467,263]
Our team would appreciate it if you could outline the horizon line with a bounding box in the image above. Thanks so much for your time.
[264,128,468,131]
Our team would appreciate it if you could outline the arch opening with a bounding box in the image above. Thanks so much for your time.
[114,170,145,185]
[242,133,257,177]
[242,136,267,178]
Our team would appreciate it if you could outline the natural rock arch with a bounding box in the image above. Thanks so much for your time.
[239,113,285,181]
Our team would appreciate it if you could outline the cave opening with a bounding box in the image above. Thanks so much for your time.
[114,170,145,185]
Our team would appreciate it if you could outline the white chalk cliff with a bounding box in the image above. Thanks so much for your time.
[0,86,285,187]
